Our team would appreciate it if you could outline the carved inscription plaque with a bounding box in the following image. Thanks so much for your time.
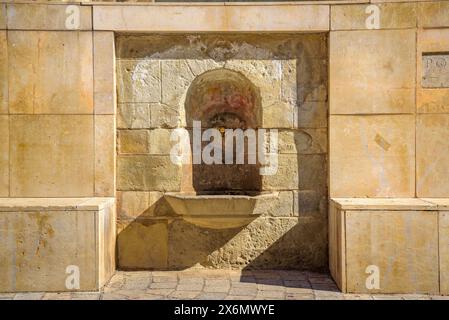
[422,53,449,88]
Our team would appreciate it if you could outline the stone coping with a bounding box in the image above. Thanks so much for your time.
[0,197,115,211]
[330,198,449,210]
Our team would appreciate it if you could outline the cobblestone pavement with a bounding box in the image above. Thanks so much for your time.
[1,270,448,300]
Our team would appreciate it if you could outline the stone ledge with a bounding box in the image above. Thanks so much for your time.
[0,197,115,211]
[0,197,116,292]
[330,197,438,210]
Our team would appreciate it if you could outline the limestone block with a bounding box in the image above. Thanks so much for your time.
[117,219,168,269]
[117,59,161,103]
[0,31,6,114]
[117,103,151,129]
[0,198,115,292]
[331,3,417,30]
[94,32,116,114]
[0,4,5,30]
[118,130,149,154]
[168,217,327,270]
[10,115,94,197]
[298,101,328,128]
[262,101,295,129]
[294,190,327,217]
[298,154,327,194]
[117,191,170,220]
[329,115,415,197]
[117,155,182,192]
[149,129,173,155]
[150,103,180,128]
[416,114,449,197]
[161,60,195,108]
[0,116,8,196]
[8,31,93,114]
[262,154,299,190]
[253,191,294,217]
[93,5,329,32]
[330,30,415,114]
[95,115,115,197]
[417,29,449,114]
[186,59,225,77]
[345,210,439,294]
[440,211,449,295]
[419,1,449,28]
[298,85,327,103]
[7,3,92,30]
[328,201,346,291]
[278,129,327,154]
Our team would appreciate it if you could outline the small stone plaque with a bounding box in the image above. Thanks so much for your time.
[422,53,449,88]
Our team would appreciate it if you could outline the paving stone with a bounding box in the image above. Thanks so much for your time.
[169,291,201,299]
[195,292,228,300]
[71,293,101,300]
[42,293,72,300]
[13,293,44,300]
[286,293,315,300]
[150,282,177,289]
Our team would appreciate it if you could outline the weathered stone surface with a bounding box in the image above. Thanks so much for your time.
[417,29,449,113]
[10,115,94,197]
[117,155,181,192]
[0,4,5,30]
[117,60,161,103]
[345,210,439,294]
[149,129,173,155]
[330,30,415,114]
[7,3,92,30]
[117,219,168,269]
[8,31,93,114]
[331,3,417,30]
[416,114,449,197]
[419,1,449,28]
[253,191,294,217]
[118,130,149,154]
[0,31,6,114]
[262,154,299,190]
[117,103,151,129]
[150,103,179,128]
[298,154,327,194]
[0,198,115,292]
[298,101,327,128]
[0,115,8,196]
[278,129,327,154]
[161,60,195,108]
[94,32,116,114]
[95,115,115,197]
[93,4,329,32]
[440,211,449,295]
[168,217,327,270]
[294,190,326,217]
[330,115,415,197]
[262,101,295,129]
[117,191,172,220]
[422,54,449,88]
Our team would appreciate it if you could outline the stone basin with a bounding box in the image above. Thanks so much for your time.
[164,192,278,229]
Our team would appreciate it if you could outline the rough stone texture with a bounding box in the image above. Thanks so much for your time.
[330,30,415,114]
[0,31,6,114]
[331,3,417,30]
[0,198,115,292]
[8,31,93,114]
[416,114,449,197]
[94,32,116,114]
[118,130,150,154]
[7,3,92,30]
[10,115,94,197]
[440,211,449,295]
[115,33,328,270]
[167,217,327,270]
[117,219,168,269]
[417,29,449,113]
[0,116,8,196]
[329,115,415,198]
[345,210,439,294]
[0,4,5,30]
[117,155,182,192]
[419,1,449,28]
[95,115,116,197]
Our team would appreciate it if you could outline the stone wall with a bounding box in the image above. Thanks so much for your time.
[116,34,329,270]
